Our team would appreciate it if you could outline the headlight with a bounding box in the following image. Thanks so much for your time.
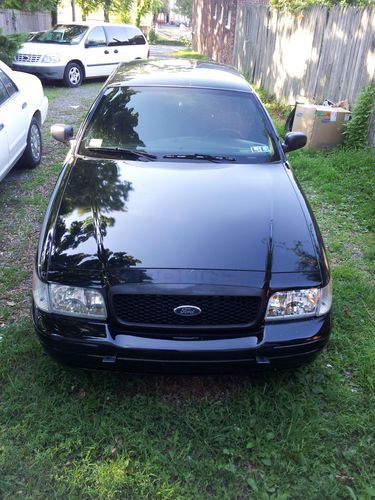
[40,53,60,63]
[32,271,107,319]
[50,284,107,319]
[32,269,50,312]
[266,281,332,320]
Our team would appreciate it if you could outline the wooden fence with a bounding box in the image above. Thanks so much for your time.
[233,5,375,142]
[0,9,51,34]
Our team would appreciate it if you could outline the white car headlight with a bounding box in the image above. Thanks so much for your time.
[33,271,107,319]
[40,53,61,63]
[266,281,332,320]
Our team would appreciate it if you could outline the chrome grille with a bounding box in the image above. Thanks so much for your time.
[15,54,42,63]
[112,294,261,327]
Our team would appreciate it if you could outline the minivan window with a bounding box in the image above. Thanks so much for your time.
[31,25,88,44]
[79,86,279,163]
[105,26,145,46]
[85,26,107,47]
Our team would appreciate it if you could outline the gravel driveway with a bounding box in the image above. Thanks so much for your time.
[0,80,103,326]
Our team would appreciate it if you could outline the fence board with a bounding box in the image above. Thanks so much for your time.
[0,10,51,35]
[233,5,375,143]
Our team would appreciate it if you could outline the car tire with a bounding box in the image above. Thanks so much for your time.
[19,117,42,169]
[63,62,83,87]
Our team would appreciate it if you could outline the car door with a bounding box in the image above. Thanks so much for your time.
[0,79,10,180]
[0,69,28,168]
[104,26,147,65]
[83,26,116,78]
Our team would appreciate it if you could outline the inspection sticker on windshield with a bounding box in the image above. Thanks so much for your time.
[250,145,270,153]
[89,138,103,148]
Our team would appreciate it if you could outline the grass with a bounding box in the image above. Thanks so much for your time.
[171,49,208,60]
[0,76,374,498]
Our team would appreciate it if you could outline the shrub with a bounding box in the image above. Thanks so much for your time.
[0,31,28,66]
[344,82,375,150]
[148,28,157,44]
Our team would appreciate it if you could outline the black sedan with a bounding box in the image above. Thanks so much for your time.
[33,59,332,372]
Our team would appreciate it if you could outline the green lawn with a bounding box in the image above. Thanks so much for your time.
[0,78,374,498]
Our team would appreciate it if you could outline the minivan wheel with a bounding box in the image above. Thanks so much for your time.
[19,117,42,169]
[63,62,83,87]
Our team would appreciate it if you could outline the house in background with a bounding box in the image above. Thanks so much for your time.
[192,0,267,65]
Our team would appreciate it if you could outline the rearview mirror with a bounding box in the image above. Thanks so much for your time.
[51,124,74,144]
[282,132,307,153]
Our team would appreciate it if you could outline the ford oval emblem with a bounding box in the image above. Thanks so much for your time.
[174,305,202,317]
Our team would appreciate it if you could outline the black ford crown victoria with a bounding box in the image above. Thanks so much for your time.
[33,59,332,372]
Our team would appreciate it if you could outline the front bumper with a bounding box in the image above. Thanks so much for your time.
[13,63,65,80]
[33,306,332,373]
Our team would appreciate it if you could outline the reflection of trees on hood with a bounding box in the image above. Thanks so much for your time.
[59,160,132,216]
[53,159,138,268]
[272,239,318,272]
[85,87,145,149]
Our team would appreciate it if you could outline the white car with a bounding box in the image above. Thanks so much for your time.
[13,22,149,87]
[0,61,48,182]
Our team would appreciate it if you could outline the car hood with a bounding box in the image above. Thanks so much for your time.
[17,42,73,55]
[47,157,320,279]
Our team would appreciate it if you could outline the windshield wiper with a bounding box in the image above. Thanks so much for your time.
[86,147,157,161]
[163,153,236,163]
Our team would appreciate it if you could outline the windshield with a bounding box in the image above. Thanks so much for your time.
[78,86,280,163]
[30,25,88,44]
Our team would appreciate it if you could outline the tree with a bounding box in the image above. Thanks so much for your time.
[135,0,168,27]
[0,0,52,10]
[76,0,101,20]
[112,0,135,23]
[174,0,192,19]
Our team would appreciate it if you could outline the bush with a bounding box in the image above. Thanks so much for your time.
[344,82,375,150]
[148,28,157,44]
[0,31,28,66]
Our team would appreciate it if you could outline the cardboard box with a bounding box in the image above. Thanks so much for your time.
[292,104,351,149]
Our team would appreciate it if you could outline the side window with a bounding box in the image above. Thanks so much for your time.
[0,69,18,99]
[126,27,146,45]
[105,26,129,46]
[0,80,9,106]
[105,26,145,46]
[85,26,107,47]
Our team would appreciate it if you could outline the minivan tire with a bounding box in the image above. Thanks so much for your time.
[19,117,42,169]
[64,62,83,87]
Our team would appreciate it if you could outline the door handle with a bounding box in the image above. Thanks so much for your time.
[114,49,118,54]
[22,102,27,109]
[0,124,4,131]
[104,50,109,54]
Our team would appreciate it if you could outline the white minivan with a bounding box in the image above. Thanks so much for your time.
[13,22,149,87]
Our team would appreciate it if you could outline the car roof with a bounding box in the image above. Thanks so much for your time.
[55,21,140,29]
[106,59,254,93]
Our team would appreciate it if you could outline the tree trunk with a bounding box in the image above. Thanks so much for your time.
[71,0,76,21]
[51,0,58,25]
[104,0,110,22]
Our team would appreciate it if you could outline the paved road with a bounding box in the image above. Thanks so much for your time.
[149,44,184,58]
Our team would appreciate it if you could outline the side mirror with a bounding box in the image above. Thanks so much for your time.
[85,40,97,48]
[282,132,307,153]
[51,124,74,144]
